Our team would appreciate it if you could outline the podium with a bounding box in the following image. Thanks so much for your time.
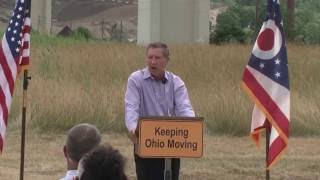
[135,116,204,180]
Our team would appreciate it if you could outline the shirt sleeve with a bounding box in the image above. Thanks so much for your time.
[173,76,195,117]
[125,75,140,131]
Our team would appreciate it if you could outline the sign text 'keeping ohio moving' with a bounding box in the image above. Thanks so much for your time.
[137,117,203,158]
[144,127,198,151]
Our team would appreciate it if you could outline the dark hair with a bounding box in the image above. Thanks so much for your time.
[66,123,101,162]
[80,145,128,180]
[146,42,170,60]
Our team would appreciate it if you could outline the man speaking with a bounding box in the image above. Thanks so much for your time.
[124,42,195,180]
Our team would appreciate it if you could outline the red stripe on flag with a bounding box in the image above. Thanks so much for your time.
[20,57,29,66]
[23,25,31,34]
[0,135,3,152]
[0,45,15,95]
[0,89,9,125]
[242,68,289,137]
[22,42,29,49]
[267,136,287,168]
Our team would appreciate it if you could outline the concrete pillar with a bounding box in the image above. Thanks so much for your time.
[160,0,194,43]
[137,0,160,44]
[194,0,210,42]
[137,0,209,44]
[31,0,52,34]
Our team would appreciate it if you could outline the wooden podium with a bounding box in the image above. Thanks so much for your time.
[135,116,204,180]
[136,116,203,156]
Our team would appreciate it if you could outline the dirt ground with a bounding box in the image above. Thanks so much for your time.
[0,130,320,180]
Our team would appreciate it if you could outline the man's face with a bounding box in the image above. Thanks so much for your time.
[146,47,168,79]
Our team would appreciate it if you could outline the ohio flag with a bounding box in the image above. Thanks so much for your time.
[242,0,290,169]
[0,0,31,153]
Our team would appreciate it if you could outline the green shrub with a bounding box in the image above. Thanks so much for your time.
[294,9,320,44]
[71,27,93,40]
[210,0,320,44]
[301,22,320,44]
[211,5,253,44]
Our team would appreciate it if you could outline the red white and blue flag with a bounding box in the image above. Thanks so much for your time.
[0,0,31,153]
[242,0,290,169]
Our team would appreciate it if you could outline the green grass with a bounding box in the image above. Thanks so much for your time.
[7,37,320,136]
[30,31,97,47]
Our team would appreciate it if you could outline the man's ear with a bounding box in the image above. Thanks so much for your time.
[63,145,67,158]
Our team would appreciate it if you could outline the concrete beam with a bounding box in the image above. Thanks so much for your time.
[137,0,209,44]
[31,0,52,34]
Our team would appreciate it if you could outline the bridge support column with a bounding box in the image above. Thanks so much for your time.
[31,0,52,34]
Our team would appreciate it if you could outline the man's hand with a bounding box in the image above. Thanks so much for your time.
[128,129,137,144]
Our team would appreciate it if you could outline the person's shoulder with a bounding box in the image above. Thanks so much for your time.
[60,170,78,180]
[128,70,143,80]
[166,71,186,89]
[166,71,184,82]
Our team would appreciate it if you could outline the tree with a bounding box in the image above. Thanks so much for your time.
[287,0,295,40]
[255,0,261,32]
[210,5,253,44]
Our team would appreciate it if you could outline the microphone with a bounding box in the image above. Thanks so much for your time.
[162,78,167,84]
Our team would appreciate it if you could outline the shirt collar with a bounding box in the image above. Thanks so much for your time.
[142,67,168,81]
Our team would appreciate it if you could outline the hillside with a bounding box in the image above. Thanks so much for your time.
[52,0,137,39]
[0,0,138,39]
[0,0,11,29]
[54,0,136,21]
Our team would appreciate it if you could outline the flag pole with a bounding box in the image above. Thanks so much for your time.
[265,121,270,180]
[20,70,31,180]
[164,158,172,180]
[20,0,32,179]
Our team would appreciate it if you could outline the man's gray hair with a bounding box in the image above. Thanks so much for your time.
[146,42,170,60]
[66,123,101,162]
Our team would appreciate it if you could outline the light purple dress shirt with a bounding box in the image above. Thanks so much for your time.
[59,170,78,180]
[125,67,195,131]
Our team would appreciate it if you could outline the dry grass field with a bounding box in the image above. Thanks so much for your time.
[7,40,319,136]
[0,130,320,180]
[0,38,319,179]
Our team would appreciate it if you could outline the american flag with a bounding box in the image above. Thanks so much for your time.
[0,0,31,153]
[242,0,290,169]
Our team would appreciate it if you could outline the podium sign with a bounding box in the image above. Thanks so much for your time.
[136,117,203,158]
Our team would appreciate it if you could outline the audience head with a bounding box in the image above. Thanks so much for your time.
[63,123,101,165]
[78,144,128,180]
